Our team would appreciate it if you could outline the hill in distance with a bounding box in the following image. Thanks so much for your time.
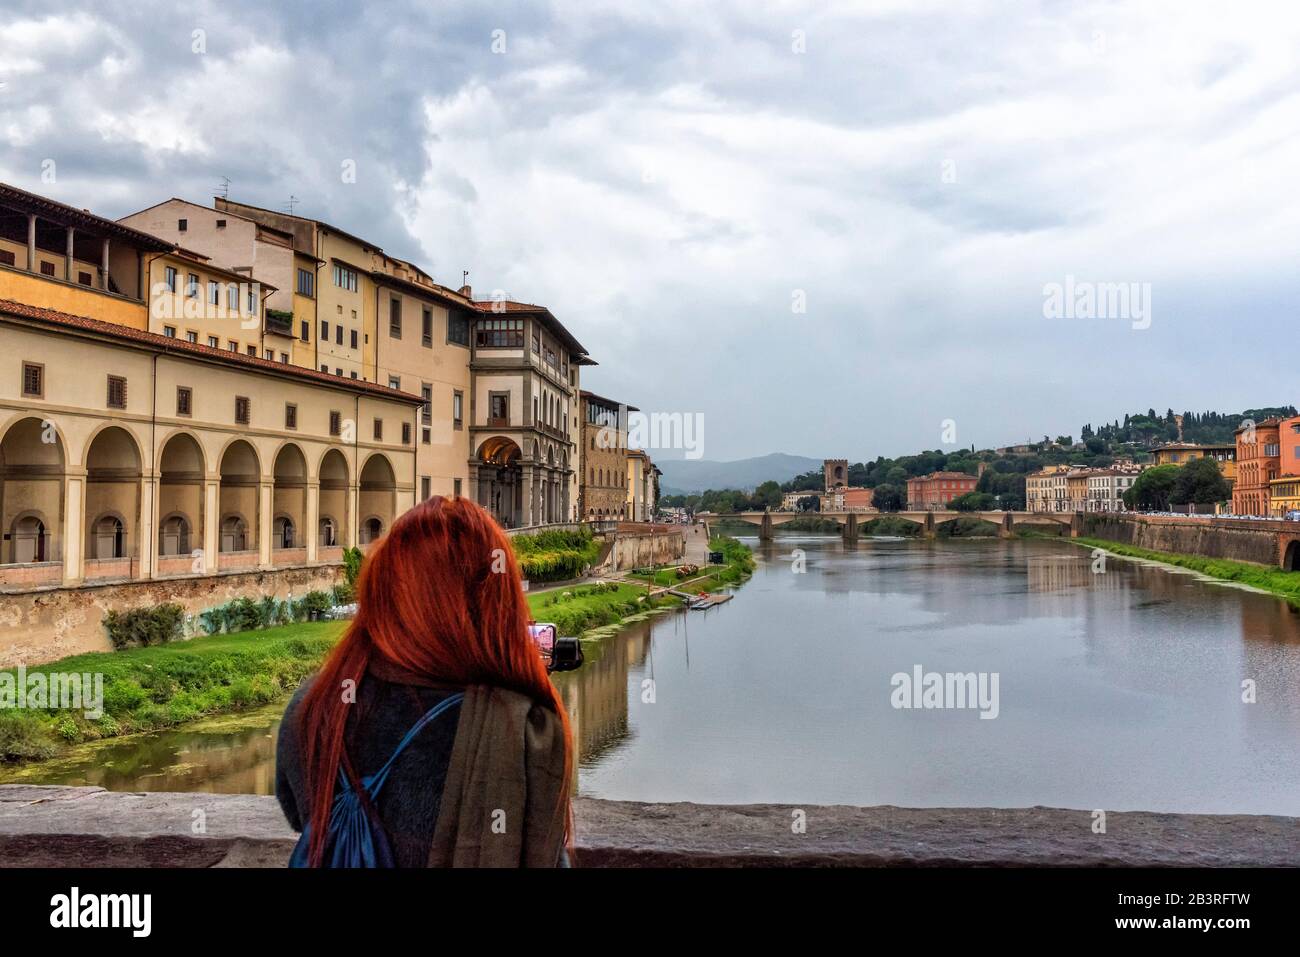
[657,452,822,495]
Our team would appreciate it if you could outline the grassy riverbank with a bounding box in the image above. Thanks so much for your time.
[0,542,755,763]
[1074,536,1300,606]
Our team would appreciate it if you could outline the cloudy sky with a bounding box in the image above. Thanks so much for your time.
[2,0,1298,462]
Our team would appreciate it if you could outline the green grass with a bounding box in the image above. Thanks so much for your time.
[0,621,344,762]
[526,582,677,635]
[1074,537,1300,606]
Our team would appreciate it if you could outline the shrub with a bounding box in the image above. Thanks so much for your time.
[0,714,55,761]
[103,603,186,650]
[343,546,363,587]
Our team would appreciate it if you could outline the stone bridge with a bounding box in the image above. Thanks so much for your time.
[699,510,1078,542]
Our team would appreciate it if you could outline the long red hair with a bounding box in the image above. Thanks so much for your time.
[298,495,572,866]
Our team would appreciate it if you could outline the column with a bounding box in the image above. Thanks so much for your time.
[522,465,535,527]
[26,214,36,272]
[61,469,87,586]
[345,482,359,547]
[465,463,478,501]
[65,226,75,282]
[258,480,274,567]
[139,472,159,579]
[305,480,320,563]
[101,238,111,291]
[203,477,220,572]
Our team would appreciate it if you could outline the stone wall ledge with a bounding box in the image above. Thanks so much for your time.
[2,785,1296,868]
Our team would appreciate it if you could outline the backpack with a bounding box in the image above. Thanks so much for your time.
[289,692,465,868]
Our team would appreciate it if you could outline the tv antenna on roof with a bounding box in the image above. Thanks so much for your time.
[216,176,230,200]
[285,194,299,215]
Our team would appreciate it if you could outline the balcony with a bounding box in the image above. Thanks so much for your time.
[264,309,294,337]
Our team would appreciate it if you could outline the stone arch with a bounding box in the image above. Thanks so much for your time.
[1,416,67,568]
[1283,538,1300,572]
[318,448,349,550]
[218,440,260,555]
[83,425,142,570]
[158,432,205,561]
[359,453,396,546]
[272,443,307,556]
[476,436,523,527]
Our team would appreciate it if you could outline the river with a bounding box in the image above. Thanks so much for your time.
[5,535,1300,815]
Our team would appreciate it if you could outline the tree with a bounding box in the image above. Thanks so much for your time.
[873,484,905,512]
[948,491,996,511]
[796,495,820,512]
[754,480,783,510]
[1170,457,1231,506]
[1123,464,1179,510]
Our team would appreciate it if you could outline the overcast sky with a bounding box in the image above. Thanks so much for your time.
[2,1,1298,462]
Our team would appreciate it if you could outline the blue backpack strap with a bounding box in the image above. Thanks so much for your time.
[363,692,464,797]
[289,691,464,869]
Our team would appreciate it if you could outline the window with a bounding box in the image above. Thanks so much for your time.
[297,269,314,297]
[285,403,297,429]
[389,298,402,337]
[107,375,127,409]
[402,422,412,445]
[422,308,433,346]
[422,427,431,445]
[216,219,227,229]
[164,266,177,292]
[329,410,341,436]
[332,263,358,292]
[208,281,220,305]
[350,329,358,349]
[234,396,250,424]
[247,289,256,314]
[489,392,509,424]
[320,320,329,341]
[421,477,431,500]
[447,313,469,346]
[532,329,540,352]
[163,325,176,338]
[388,375,401,391]
[186,273,199,297]
[246,345,256,356]
[227,284,238,309]
[350,371,357,380]
[186,330,198,343]
[280,353,289,363]
[453,391,463,429]
[0,249,14,266]
[373,418,383,441]
[178,218,188,232]
[420,383,433,422]
[207,335,219,348]
[176,386,192,416]
[453,478,462,497]
[40,261,55,276]
[1266,444,1280,457]
[476,318,523,348]
[78,271,92,286]
[300,320,309,341]
[21,362,43,398]
[335,368,342,376]
[264,349,274,360]
[336,325,343,346]
[320,364,328,373]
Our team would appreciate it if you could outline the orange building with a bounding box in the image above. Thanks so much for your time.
[907,471,977,510]
[842,487,877,512]
[1232,418,1281,516]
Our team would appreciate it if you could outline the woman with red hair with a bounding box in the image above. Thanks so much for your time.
[275,495,573,867]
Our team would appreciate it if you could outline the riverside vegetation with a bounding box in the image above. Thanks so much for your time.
[0,535,754,763]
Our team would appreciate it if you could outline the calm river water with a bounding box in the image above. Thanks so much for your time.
[7,535,1300,814]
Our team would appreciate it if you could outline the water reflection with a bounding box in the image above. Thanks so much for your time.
[6,536,1300,815]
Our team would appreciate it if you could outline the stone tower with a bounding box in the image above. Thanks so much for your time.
[823,458,848,491]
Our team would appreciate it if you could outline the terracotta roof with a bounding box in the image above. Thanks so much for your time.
[0,299,422,404]
[580,389,638,413]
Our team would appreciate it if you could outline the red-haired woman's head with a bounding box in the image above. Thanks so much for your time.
[298,495,571,865]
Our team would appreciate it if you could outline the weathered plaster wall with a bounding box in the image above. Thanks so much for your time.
[1081,514,1279,565]
[0,564,343,667]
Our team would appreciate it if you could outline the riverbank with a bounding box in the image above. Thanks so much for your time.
[1073,536,1300,606]
[0,538,755,765]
